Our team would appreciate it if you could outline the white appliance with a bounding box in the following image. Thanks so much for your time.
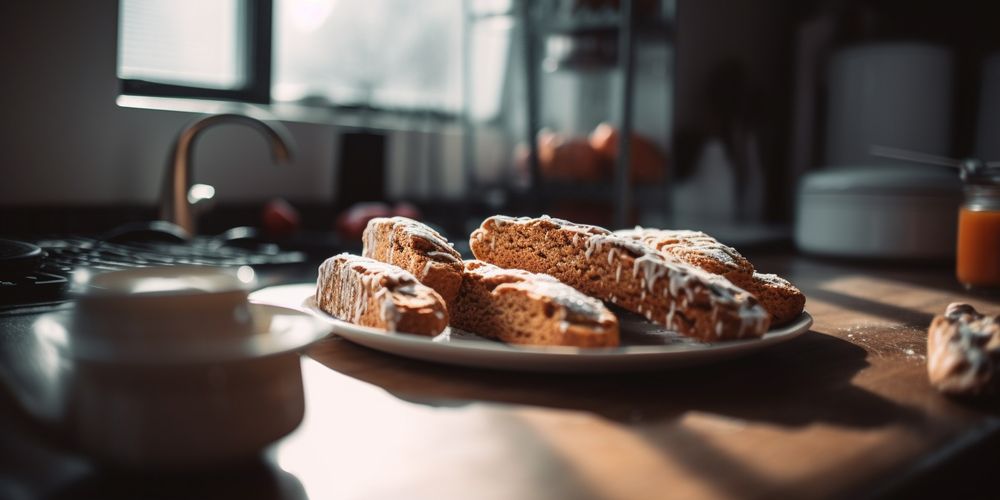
[795,166,961,258]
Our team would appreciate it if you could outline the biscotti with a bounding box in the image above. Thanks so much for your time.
[470,216,770,341]
[315,253,448,336]
[453,260,620,347]
[616,227,805,326]
[615,227,753,284]
[362,216,464,309]
[927,303,1000,396]
[738,273,806,326]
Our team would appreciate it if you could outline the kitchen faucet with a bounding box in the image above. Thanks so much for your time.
[159,113,294,235]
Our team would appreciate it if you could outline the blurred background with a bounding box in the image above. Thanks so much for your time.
[2,3,1000,495]
[1,0,999,253]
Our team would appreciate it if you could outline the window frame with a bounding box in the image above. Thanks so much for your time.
[118,0,273,104]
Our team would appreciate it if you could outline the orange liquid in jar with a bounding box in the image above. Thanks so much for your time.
[956,208,1000,287]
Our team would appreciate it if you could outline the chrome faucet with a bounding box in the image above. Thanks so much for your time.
[159,113,294,235]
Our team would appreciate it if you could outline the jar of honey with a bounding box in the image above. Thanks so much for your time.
[956,159,1000,289]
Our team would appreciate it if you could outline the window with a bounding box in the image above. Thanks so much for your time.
[274,0,463,113]
[119,0,245,89]
[118,0,272,103]
[116,0,497,115]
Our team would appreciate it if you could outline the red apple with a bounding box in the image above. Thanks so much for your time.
[392,202,421,220]
[336,202,393,240]
[262,198,301,239]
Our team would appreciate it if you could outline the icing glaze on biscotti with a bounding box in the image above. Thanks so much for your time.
[453,260,619,347]
[362,217,463,309]
[615,227,753,282]
[470,216,769,341]
[315,253,448,335]
[616,226,804,326]
[736,272,806,326]
[927,303,1000,395]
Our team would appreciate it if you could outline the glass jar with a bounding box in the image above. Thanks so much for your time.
[956,159,1000,290]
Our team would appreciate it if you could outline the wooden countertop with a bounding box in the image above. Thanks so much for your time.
[1,254,998,499]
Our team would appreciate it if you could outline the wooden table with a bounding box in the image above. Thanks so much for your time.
[2,254,999,499]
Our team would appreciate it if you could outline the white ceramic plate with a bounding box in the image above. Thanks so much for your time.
[252,284,812,373]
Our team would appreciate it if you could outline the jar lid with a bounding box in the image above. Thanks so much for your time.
[960,159,1000,185]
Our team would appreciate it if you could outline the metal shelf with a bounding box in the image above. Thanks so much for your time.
[461,0,676,227]
[537,16,673,37]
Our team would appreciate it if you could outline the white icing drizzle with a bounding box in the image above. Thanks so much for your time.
[349,270,367,322]
[374,287,400,331]
[426,250,461,262]
[929,306,1000,394]
[509,279,607,322]
[615,227,750,272]
[317,253,436,331]
[477,216,771,338]
[751,272,795,290]
[338,254,418,284]
[361,222,375,258]
[584,237,598,259]
[489,214,610,236]
[933,338,971,391]
[466,261,609,326]
[633,254,667,293]
[386,224,397,263]
[365,216,462,266]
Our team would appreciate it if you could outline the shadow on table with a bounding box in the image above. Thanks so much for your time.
[43,457,306,500]
[308,330,922,429]
[807,287,938,328]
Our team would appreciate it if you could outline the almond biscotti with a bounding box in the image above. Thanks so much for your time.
[362,216,464,309]
[470,216,770,341]
[316,253,448,335]
[453,260,620,347]
[616,227,805,326]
